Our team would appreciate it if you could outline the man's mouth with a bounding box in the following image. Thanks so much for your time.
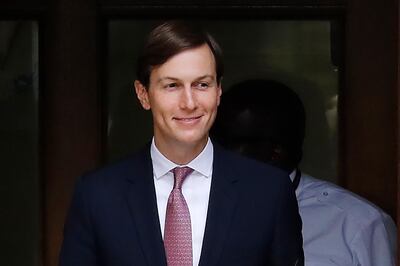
[173,115,203,122]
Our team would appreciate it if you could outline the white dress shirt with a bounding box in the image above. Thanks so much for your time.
[150,138,213,266]
[290,171,397,266]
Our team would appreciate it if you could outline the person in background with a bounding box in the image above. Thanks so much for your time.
[59,23,304,266]
[212,79,397,266]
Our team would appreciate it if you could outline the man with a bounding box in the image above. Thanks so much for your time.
[212,79,397,266]
[59,22,304,266]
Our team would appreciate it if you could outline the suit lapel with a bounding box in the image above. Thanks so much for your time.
[199,145,239,266]
[124,147,167,266]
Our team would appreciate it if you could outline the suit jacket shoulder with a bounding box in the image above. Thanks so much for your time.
[199,144,304,266]
[214,144,294,193]
[60,145,167,266]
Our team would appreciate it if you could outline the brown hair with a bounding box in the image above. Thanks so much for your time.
[136,20,223,88]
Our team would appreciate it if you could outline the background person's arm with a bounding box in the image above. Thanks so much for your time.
[350,212,397,266]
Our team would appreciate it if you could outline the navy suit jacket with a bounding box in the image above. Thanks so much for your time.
[59,144,304,266]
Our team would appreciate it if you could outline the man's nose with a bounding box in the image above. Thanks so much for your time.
[179,86,197,110]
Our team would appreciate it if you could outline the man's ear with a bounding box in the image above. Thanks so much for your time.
[216,83,222,106]
[134,80,151,110]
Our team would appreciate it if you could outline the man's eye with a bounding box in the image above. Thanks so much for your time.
[196,82,209,89]
[165,83,177,89]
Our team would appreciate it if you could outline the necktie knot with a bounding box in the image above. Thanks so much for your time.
[172,166,193,189]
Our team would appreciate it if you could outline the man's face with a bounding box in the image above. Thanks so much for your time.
[135,44,222,153]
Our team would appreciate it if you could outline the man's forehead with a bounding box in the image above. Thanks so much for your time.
[158,44,216,67]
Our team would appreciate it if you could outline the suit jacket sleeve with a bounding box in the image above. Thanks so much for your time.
[59,176,98,266]
[270,177,304,266]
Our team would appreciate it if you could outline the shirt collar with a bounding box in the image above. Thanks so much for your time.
[289,169,305,197]
[289,169,296,182]
[150,137,214,179]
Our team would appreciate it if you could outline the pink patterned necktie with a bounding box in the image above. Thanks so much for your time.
[164,166,194,266]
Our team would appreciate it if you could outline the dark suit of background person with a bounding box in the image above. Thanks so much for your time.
[59,22,304,266]
[211,79,397,266]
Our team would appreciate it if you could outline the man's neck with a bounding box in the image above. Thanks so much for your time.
[154,138,208,165]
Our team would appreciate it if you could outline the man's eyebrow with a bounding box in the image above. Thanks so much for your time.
[195,75,215,81]
[156,77,180,83]
[156,75,215,83]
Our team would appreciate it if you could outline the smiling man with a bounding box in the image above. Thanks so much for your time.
[134,43,220,165]
[59,21,304,266]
